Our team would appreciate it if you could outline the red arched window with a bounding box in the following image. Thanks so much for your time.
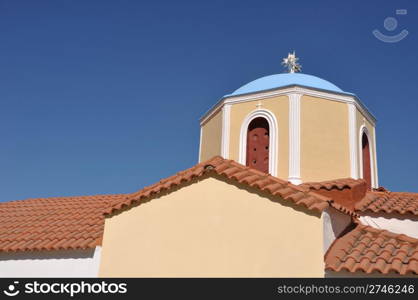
[362,132,372,190]
[246,117,269,173]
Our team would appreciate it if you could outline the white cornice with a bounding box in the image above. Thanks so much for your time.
[200,85,376,127]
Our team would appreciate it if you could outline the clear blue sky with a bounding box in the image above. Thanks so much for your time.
[0,0,417,201]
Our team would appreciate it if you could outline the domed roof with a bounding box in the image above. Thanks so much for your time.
[229,73,349,97]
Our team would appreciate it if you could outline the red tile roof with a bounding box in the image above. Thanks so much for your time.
[301,178,365,191]
[105,156,330,215]
[355,191,418,216]
[2,156,416,257]
[301,178,418,217]
[325,224,418,275]
[301,178,367,216]
[329,202,359,217]
[0,156,330,253]
[0,194,127,252]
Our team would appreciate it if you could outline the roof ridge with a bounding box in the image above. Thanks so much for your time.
[300,178,366,191]
[104,156,330,216]
[0,193,129,206]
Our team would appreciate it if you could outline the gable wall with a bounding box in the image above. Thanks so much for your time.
[99,177,324,277]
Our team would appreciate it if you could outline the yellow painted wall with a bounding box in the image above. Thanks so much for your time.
[229,96,289,179]
[356,109,377,185]
[99,176,324,277]
[200,110,222,162]
[300,96,350,182]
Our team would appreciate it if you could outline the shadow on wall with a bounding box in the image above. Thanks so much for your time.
[359,212,418,239]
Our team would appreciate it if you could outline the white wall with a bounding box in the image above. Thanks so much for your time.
[323,207,352,254]
[0,247,101,277]
[359,213,418,239]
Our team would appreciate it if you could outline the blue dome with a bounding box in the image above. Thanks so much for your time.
[229,73,348,97]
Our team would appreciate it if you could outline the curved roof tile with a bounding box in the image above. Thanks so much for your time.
[0,194,127,252]
[325,224,418,275]
[355,191,418,216]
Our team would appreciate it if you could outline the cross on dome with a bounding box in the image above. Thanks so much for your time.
[282,51,302,73]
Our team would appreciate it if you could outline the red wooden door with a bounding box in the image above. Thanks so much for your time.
[362,133,372,190]
[246,118,269,173]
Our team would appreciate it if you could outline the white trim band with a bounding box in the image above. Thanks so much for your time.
[201,86,376,128]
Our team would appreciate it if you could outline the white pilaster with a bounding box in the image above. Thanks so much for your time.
[372,126,379,188]
[348,103,358,179]
[198,127,203,162]
[221,104,231,158]
[288,93,302,185]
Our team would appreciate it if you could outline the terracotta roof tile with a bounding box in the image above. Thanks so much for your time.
[302,179,418,217]
[301,178,365,191]
[105,156,330,215]
[325,224,418,275]
[0,156,331,253]
[0,194,127,252]
[300,178,366,216]
[329,202,359,217]
[355,191,418,216]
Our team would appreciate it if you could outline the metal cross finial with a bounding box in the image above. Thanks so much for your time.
[282,51,302,73]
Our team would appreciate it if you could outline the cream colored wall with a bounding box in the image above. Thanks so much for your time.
[300,96,350,182]
[99,176,324,277]
[229,96,289,179]
[356,109,377,186]
[200,110,222,162]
